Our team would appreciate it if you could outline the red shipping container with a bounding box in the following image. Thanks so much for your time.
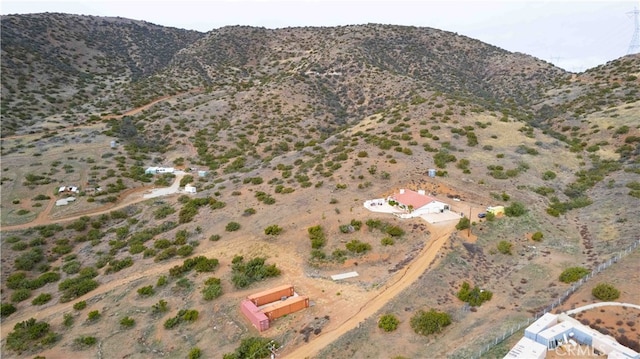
[240,300,269,331]
[247,284,294,306]
[263,296,309,320]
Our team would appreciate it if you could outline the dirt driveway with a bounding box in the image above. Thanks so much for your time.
[280,220,456,358]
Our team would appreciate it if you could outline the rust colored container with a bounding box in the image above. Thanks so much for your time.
[263,296,309,320]
[247,284,294,306]
[240,300,269,332]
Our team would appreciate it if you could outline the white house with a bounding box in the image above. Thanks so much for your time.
[145,167,175,175]
[388,189,450,217]
[185,184,196,194]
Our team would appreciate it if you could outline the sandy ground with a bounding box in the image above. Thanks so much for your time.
[281,220,456,358]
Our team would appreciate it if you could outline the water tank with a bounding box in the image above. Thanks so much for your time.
[428,169,436,177]
[110,140,116,148]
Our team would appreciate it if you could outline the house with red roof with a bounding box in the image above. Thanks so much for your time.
[388,189,450,217]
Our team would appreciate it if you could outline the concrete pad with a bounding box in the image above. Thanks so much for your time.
[420,210,463,224]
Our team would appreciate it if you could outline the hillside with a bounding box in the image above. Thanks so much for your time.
[1,13,639,359]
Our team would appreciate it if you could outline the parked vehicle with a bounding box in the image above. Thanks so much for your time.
[478,212,486,218]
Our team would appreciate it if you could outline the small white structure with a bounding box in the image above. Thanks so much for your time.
[58,186,79,194]
[185,184,196,194]
[110,140,117,148]
[388,189,450,218]
[145,167,175,175]
[197,170,207,177]
[55,197,76,206]
[330,272,359,281]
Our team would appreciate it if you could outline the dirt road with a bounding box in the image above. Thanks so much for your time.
[281,221,455,358]
[1,173,184,232]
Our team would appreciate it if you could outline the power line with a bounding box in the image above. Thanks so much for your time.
[627,6,640,54]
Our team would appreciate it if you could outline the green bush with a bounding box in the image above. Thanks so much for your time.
[222,337,278,359]
[378,314,400,332]
[497,241,513,255]
[74,335,97,348]
[63,313,74,328]
[559,267,590,283]
[591,283,620,301]
[120,316,135,328]
[456,282,492,306]
[6,318,58,353]
[505,202,527,217]
[209,234,221,241]
[152,299,169,315]
[542,170,557,180]
[225,222,241,232]
[531,231,544,241]
[87,310,101,322]
[410,309,451,336]
[189,347,202,359]
[202,277,223,301]
[164,309,199,329]
[73,301,87,310]
[385,225,405,237]
[381,237,395,246]
[137,285,155,297]
[308,225,326,249]
[455,217,470,230]
[1,303,17,318]
[231,256,281,289]
[11,288,31,303]
[264,225,283,236]
[31,293,52,305]
[345,240,372,254]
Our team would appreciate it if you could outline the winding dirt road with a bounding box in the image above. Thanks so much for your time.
[281,221,455,358]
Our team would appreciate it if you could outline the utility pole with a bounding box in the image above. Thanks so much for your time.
[628,6,640,54]
[468,206,472,237]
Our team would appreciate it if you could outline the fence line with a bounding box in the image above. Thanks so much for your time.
[450,239,640,359]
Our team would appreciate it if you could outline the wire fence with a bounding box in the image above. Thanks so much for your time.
[452,239,640,359]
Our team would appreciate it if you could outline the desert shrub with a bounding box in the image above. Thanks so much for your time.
[202,277,223,301]
[31,293,52,305]
[231,256,281,289]
[11,289,31,303]
[542,170,557,180]
[455,217,470,230]
[592,283,620,301]
[74,335,97,348]
[73,301,87,310]
[1,303,17,318]
[105,257,134,274]
[120,316,135,328]
[63,313,74,327]
[189,347,202,359]
[531,231,544,241]
[385,225,405,237]
[15,248,44,271]
[137,285,155,297]
[497,241,513,255]
[6,318,58,353]
[11,242,28,251]
[223,337,278,359]
[505,202,527,217]
[177,245,194,257]
[264,225,283,236]
[154,239,172,249]
[410,309,452,336]
[87,310,101,322]
[345,240,372,254]
[225,222,241,232]
[456,282,492,306]
[152,299,169,315]
[559,267,590,283]
[164,309,199,329]
[308,225,326,249]
[381,237,395,246]
[378,314,400,332]
[154,205,175,219]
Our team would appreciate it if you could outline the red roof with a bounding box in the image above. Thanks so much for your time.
[391,189,437,209]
